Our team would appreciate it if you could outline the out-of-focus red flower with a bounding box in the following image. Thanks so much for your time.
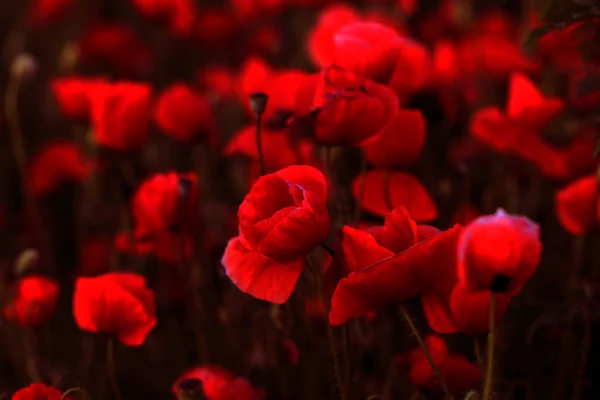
[115,230,195,264]
[328,218,462,326]
[77,238,112,277]
[472,9,516,40]
[4,275,59,327]
[457,208,542,294]
[555,175,599,235]
[195,9,237,47]
[222,165,329,304]
[295,67,399,146]
[132,172,199,238]
[28,141,93,196]
[73,272,156,346]
[332,22,403,83]
[239,58,307,124]
[363,109,425,169]
[245,24,282,57]
[26,0,74,27]
[282,339,300,365]
[507,73,564,128]
[50,77,108,121]
[154,83,216,144]
[388,39,433,101]
[76,24,151,76]
[568,63,600,111]
[132,0,198,37]
[88,81,152,151]
[352,170,437,221]
[395,335,481,394]
[432,40,459,86]
[367,206,418,253]
[173,365,265,400]
[230,0,284,23]
[197,65,238,101]
[307,4,361,68]
[13,383,67,400]
[458,36,538,78]
[224,125,315,174]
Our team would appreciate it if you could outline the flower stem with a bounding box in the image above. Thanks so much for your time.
[255,115,266,176]
[107,339,124,400]
[483,293,496,400]
[306,258,347,400]
[399,305,452,400]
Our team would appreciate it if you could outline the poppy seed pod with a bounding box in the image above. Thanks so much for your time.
[249,92,269,117]
[11,53,38,80]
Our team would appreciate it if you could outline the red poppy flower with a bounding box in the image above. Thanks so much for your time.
[76,24,151,76]
[457,209,541,294]
[4,275,59,327]
[388,39,433,101]
[73,272,156,346]
[328,222,462,326]
[332,22,403,83]
[115,230,194,264]
[222,165,329,303]
[154,83,216,144]
[224,125,315,173]
[50,77,109,121]
[88,81,152,152]
[352,170,437,221]
[26,0,74,27]
[507,73,564,128]
[294,67,399,146]
[132,0,198,37]
[367,206,418,253]
[396,335,481,394]
[132,172,199,237]
[555,175,599,235]
[173,365,265,400]
[28,141,94,196]
[197,65,237,101]
[239,58,307,123]
[194,10,236,47]
[432,40,459,86]
[12,383,67,400]
[307,4,361,68]
[363,109,426,169]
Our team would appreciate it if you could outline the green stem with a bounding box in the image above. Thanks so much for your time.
[399,305,452,400]
[483,293,496,400]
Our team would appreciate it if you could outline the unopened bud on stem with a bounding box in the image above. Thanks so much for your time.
[249,92,269,117]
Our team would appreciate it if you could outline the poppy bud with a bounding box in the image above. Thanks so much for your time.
[58,41,79,72]
[176,378,206,400]
[249,92,269,117]
[14,248,40,276]
[11,53,38,80]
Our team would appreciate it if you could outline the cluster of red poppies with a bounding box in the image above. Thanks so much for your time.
[3,0,600,399]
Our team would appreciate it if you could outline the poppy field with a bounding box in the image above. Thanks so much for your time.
[1,0,600,399]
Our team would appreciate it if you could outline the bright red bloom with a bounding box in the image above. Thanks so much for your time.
[295,67,399,146]
[328,211,462,326]
[395,335,481,394]
[307,4,361,68]
[132,0,198,37]
[154,83,216,144]
[73,272,156,346]
[222,165,329,303]
[506,73,564,128]
[76,24,151,76]
[13,383,66,400]
[50,77,108,121]
[555,175,599,235]
[28,141,93,196]
[457,209,541,294]
[132,172,199,238]
[4,275,59,327]
[88,81,152,151]
[172,365,265,400]
[363,109,426,169]
[26,0,73,27]
[224,125,315,173]
[352,170,437,221]
[332,22,403,83]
